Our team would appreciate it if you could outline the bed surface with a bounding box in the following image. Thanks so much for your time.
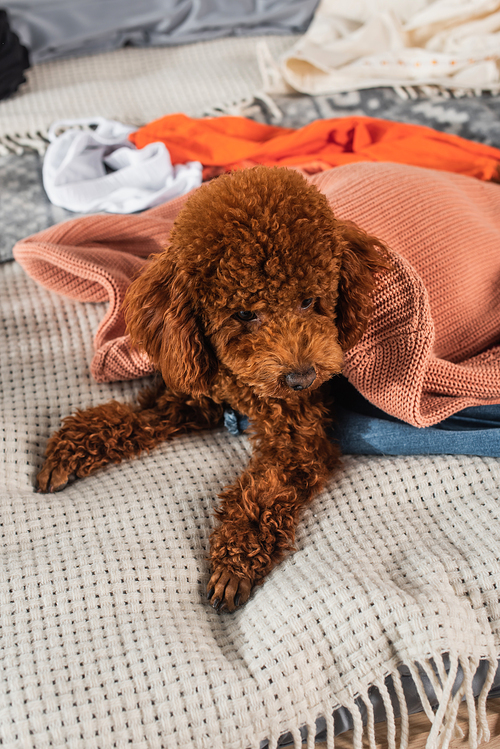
[2,6,500,746]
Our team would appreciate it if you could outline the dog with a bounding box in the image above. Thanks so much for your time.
[37,166,389,612]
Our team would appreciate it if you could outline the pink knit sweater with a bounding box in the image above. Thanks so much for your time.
[13,162,500,427]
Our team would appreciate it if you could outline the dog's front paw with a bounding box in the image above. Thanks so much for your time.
[207,567,252,613]
[36,417,103,492]
[36,429,92,492]
[36,403,139,493]
[37,458,73,493]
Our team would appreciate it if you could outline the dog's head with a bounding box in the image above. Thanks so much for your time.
[125,166,389,399]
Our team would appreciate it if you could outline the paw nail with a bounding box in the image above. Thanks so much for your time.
[207,588,214,600]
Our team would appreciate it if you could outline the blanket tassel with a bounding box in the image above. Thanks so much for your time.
[414,653,495,749]
[260,653,497,749]
[0,130,49,155]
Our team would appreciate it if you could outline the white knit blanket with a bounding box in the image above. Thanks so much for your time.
[0,35,294,154]
[3,251,500,748]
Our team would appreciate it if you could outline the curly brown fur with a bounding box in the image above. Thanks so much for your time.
[37,166,390,612]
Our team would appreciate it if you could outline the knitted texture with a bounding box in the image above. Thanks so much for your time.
[13,161,500,426]
[0,35,296,154]
[2,258,500,749]
[319,162,500,425]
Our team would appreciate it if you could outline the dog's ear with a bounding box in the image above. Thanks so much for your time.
[124,253,217,396]
[335,220,391,351]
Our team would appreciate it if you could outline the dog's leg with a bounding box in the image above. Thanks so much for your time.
[207,398,340,612]
[37,381,224,492]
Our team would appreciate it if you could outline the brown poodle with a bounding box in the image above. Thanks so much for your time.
[37,166,389,612]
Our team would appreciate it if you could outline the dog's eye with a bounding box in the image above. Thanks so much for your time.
[235,310,257,322]
[300,298,314,310]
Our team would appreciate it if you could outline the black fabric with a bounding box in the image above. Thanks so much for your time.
[0,8,29,101]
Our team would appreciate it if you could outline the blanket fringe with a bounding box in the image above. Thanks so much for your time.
[0,130,50,155]
[477,651,497,744]
[258,654,497,749]
[363,688,378,749]
[391,668,410,749]
[203,91,283,123]
[377,678,398,749]
[0,90,283,157]
[392,84,500,100]
[351,699,365,749]
[325,710,335,749]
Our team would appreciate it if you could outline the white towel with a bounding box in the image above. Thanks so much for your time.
[42,117,202,214]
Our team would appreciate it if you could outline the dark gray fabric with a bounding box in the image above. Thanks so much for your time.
[5,0,319,63]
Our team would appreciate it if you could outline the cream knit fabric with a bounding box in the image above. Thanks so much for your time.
[2,259,500,749]
[260,0,500,96]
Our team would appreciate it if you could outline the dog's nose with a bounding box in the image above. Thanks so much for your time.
[285,367,316,391]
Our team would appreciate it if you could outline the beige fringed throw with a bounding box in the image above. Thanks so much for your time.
[0,35,295,155]
[2,255,500,749]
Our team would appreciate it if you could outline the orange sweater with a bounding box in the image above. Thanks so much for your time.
[13,162,500,426]
[129,114,500,182]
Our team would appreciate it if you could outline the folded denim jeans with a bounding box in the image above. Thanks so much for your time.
[224,377,500,457]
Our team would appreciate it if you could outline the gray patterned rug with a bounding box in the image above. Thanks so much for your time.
[258,89,500,143]
[2,88,500,263]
